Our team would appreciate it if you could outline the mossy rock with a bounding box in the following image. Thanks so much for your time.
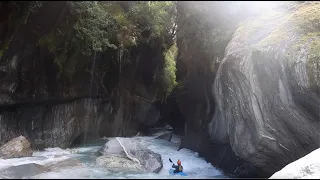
[233,2,320,90]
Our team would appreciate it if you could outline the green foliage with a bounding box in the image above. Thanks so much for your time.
[68,1,118,53]
[155,42,178,103]
[39,1,176,80]
[163,43,178,96]
[39,1,121,79]
[128,1,176,40]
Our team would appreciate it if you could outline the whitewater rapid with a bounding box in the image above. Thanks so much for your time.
[0,134,226,179]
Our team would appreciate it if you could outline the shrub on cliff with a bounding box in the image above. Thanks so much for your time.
[161,43,178,102]
[38,1,176,79]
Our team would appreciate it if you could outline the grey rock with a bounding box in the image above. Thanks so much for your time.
[210,3,320,175]
[175,1,320,177]
[0,2,167,150]
[97,138,163,173]
[0,163,50,179]
[155,132,173,141]
[116,138,163,173]
[174,1,261,177]
[98,139,126,157]
[0,136,33,159]
[96,155,145,173]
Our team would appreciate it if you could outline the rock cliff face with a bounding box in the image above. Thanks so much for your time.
[174,1,320,178]
[1,1,319,178]
[0,2,167,149]
[211,2,320,175]
[172,1,263,177]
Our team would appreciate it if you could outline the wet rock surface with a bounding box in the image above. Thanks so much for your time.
[0,163,50,179]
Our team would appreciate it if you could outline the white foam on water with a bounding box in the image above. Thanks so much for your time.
[33,147,72,157]
[141,135,224,178]
[73,146,101,154]
[0,134,226,179]
[0,148,73,171]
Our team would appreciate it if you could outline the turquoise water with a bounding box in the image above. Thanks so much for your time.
[0,134,226,179]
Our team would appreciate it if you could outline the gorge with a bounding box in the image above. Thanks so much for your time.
[0,1,319,178]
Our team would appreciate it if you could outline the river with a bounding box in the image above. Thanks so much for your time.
[0,133,226,179]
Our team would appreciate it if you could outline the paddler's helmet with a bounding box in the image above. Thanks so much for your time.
[177,159,181,165]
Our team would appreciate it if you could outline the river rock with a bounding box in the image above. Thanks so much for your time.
[155,132,173,141]
[0,163,50,179]
[270,148,320,179]
[97,138,163,173]
[96,155,145,173]
[0,136,33,159]
[98,139,126,157]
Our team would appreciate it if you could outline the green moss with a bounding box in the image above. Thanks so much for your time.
[238,12,291,49]
[282,2,320,90]
[289,36,320,91]
[234,2,320,90]
[234,2,320,50]
[290,2,320,34]
[288,32,320,54]
[284,2,320,89]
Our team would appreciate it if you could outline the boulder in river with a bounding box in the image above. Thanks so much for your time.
[0,163,50,179]
[97,137,163,173]
[0,136,33,159]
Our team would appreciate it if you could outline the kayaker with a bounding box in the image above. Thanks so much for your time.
[172,159,183,173]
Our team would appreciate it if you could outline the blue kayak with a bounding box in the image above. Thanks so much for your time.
[169,169,188,176]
